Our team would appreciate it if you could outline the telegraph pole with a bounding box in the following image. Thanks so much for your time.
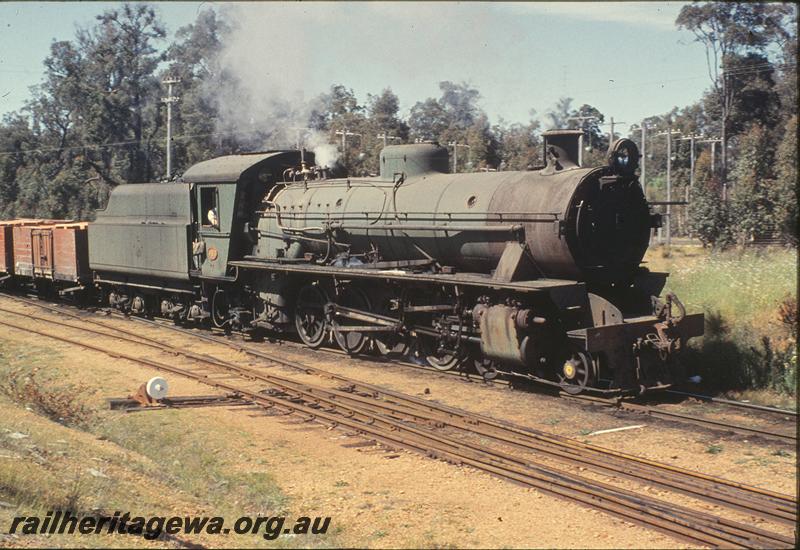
[676,133,702,200]
[334,128,362,164]
[447,142,471,173]
[608,117,626,143]
[161,77,181,179]
[448,141,458,173]
[655,127,682,246]
[711,141,717,176]
[697,137,722,178]
[376,132,399,149]
[720,63,728,200]
[640,121,647,199]
[289,127,313,150]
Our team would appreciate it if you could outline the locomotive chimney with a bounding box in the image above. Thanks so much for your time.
[542,130,584,172]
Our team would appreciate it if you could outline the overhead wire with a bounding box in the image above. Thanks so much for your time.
[0,128,271,158]
[0,63,793,158]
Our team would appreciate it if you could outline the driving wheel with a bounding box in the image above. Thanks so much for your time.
[294,284,329,348]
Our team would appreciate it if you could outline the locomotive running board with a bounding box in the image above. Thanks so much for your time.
[230,259,583,294]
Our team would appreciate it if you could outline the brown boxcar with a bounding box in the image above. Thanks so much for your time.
[11,221,45,277]
[10,220,87,282]
[1,219,53,275]
[52,222,90,282]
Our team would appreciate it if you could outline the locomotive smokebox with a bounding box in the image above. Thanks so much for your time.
[379,143,449,178]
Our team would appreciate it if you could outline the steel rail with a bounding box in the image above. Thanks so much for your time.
[0,316,794,549]
[559,392,796,444]
[0,294,795,509]
[3,303,792,526]
[618,402,796,443]
[665,389,798,417]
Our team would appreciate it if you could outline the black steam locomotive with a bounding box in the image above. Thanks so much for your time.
[4,130,704,395]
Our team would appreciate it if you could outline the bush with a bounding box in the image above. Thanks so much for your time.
[0,368,93,428]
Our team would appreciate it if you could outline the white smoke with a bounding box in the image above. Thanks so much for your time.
[208,3,342,166]
[305,131,339,168]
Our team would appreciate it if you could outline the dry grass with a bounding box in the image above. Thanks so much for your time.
[645,245,797,404]
[0,339,337,548]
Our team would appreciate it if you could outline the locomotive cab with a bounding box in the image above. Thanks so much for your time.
[182,151,308,279]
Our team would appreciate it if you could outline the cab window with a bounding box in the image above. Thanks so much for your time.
[200,187,219,229]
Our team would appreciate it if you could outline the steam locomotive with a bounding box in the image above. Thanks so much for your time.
[0,130,703,394]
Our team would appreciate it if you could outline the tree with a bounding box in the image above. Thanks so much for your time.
[569,103,607,166]
[407,81,496,171]
[438,81,481,130]
[545,97,573,129]
[165,8,237,173]
[363,88,409,173]
[309,84,368,176]
[78,3,167,183]
[494,113,541,171]
[729,124,775,244]
[0,114,40,217]
[676,2,793,191]
[771,115,798,245]
[408,98,448,142]
[688,150,732,248]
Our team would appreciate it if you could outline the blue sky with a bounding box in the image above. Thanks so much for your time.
[0,2,713,133]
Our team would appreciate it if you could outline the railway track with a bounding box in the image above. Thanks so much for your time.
[1,292,796,445]
[559,393,797,444]
[0,300,796,548]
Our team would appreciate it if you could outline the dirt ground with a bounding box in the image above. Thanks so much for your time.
[0,296,796,548]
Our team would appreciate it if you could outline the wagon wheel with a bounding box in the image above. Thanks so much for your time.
[557,351,597,395]
[332,287,371,355]
[294,284,329,349]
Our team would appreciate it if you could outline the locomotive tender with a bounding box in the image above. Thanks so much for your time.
[1,130,703,394]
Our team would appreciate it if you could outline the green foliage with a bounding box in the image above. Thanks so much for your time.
[164,8,237,173]
[706,444,723,454]
[729,124,776,243]
[688,177,733,249]
[771,115,798,245]
[654,247,797,395]
[493,114,541,171]
[406,81,501,172]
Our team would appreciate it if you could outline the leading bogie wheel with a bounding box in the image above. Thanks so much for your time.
[557,351,597,395]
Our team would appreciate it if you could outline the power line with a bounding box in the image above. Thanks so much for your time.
[0,128,280,158]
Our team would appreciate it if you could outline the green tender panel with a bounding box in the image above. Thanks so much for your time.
[89,183,192,281]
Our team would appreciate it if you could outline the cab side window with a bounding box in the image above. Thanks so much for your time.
[200,187,219,229]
